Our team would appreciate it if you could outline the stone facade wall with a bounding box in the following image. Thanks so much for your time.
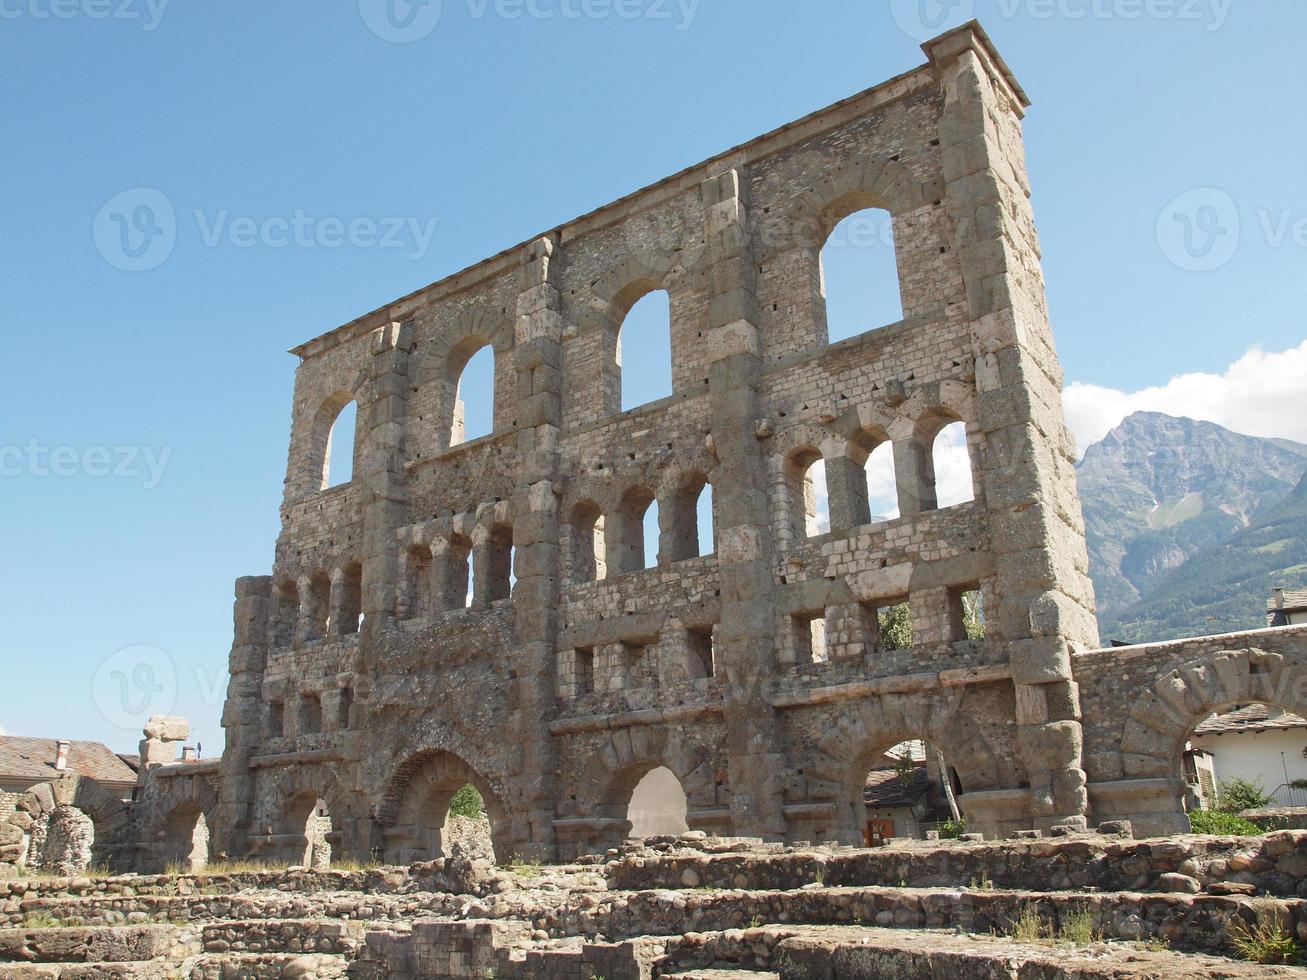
[172,22,1307,868]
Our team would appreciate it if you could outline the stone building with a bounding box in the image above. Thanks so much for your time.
[7,22,1307,878]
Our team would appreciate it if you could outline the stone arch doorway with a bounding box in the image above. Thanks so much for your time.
[376,750,510,864]
[1109,648,1307,836]
[283,792,333,869]
[162,802,211,872]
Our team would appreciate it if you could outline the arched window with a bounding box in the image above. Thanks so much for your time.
[567,501,606,584]
[642,498,661,569]
[325,401,357,488]
[450,341,495,447]
[473,524,514,605]
[931,421,975,508]
[820,207,903,343]
[628,766,689,837]
[665,476,714,562]
[864,442,901,522]
[404,545,432,620]
[608,487,656,575]
[785,450,830,540]
[306,573,331,642]
[328,563,362,636]
[618,289,673,412]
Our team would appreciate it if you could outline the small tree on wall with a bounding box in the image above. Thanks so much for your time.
[879,603,912,652]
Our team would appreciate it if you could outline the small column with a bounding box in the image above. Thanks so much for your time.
[824,454,871,532]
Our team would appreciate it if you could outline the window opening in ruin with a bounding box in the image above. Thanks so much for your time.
[610,487,656,574]
[932,421,975,508]
[793,611,828,665]
[443,783,493,859]
[338,683,354,729]
[287,795,333,869]
[569,502,606,583]
[875,600,913,652]
[299,693,322,735]
[697,481,715,557]
[687,626,715,679]
[330,564,363,635]
[445,534,472,610]
[628,766,689,838]
[325,400,357,488]
[481,524,514,603]
[789,452,831,540]
[619,289,673,412]
[451,343,495,446]
[574,646,595,696]
[1181,704,1307,818]
[821,207,903,343]
[951,586,986,642]
[864,441,901,522]
[641,498,661,569]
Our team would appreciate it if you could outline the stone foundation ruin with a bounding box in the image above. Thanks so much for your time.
[4,20,1307,978]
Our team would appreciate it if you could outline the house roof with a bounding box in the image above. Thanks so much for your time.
[1193,704,1307,738]
[863,763,931,809]
[0,737,138,786]
[1269,590,1307,625]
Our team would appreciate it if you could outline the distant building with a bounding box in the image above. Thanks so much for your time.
[1269,589,1307,627]
[0,736,138,802]
[1189,705,1307,808]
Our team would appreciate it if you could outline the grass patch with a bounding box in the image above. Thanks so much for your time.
[24,912,84,929]
[1227,907,1301,965]
[1009,904,1100,947]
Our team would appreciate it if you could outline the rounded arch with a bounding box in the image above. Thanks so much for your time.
[1120,648,1307,781]
[254,764,353,866]
[10,775,135,874]
[570,726,723,846]
[799,690,1013,843]
[308,387,364,492]
[425,308,515,450]
[375,749,511,864]
[565,497,606,584]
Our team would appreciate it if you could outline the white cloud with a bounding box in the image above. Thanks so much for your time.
[1063,341,1307,457]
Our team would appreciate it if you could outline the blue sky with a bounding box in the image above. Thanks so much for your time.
[2,0,1304,754]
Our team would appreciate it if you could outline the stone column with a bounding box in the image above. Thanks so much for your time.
[506,235,565,859]
[929,27,1100,829]
[701,168,787,839]
[212,576,273,860]
[824,453,871,532]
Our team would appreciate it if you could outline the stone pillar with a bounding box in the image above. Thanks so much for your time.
[824,453,870,532]
[929,26,1100,829]
[506,235,565,859]
[212,576,273,859]
[701,168,787,839]
[893,437,936,517]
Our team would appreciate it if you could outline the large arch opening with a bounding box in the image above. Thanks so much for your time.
[853,738,965,846]
[627,767,690,838]
[566,500,606,584]
[608,487,656,575]
[820,206,903,344]
[449,340,496,447]
[618,289,673,412]
[864,441,900,522]
[379,751,510,865]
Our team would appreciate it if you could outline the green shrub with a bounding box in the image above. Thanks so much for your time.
[449,784,485,820]
[1216,777,1271,814]
[1188,808,1264,836]
[937,818,967,840]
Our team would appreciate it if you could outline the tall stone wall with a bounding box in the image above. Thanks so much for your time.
[190,20,1307,866]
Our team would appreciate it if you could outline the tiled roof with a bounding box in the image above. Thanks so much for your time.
[1193,704,1307,737]
[863,763,931,809]
[0,737,138,785]
[1269,590,1307,611]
